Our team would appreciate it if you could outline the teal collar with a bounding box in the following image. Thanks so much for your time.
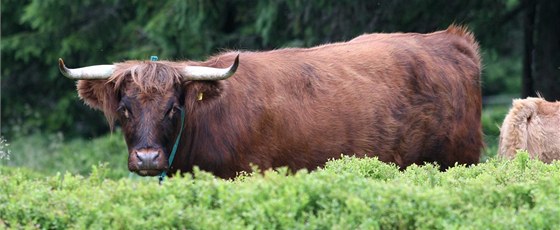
[159,108,185,184]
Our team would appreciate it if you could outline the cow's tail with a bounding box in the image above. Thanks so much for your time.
[446,24,477,45]
[445,24,481,75]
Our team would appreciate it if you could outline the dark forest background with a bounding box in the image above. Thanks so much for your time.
[2,0,559,139]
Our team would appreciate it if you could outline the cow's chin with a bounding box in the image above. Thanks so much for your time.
[134,169,164,177]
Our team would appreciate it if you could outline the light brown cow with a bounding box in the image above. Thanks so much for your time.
[59,25,483,179]
[498,97,560,163]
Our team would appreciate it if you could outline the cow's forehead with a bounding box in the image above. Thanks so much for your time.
[112,62,184,96]
[121,81,178,106]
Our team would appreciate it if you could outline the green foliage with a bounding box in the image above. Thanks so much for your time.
[482,50,522,95]
[1,154,559,229]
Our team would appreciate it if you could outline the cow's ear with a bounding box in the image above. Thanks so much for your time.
[77,80,120,127]
[186,81,226,102]
[77,80,115,110]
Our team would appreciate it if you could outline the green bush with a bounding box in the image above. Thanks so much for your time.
[1,153,559,229]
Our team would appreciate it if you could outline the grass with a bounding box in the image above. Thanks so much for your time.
[2,130,129,179]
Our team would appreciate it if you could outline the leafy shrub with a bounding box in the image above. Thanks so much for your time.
[1,153,559,229]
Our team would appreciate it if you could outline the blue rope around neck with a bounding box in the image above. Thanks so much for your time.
[159,108,185,184]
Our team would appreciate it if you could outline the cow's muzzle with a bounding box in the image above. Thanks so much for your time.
[129,148,168,176]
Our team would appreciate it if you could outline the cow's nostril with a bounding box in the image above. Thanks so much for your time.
[136,151,160,165]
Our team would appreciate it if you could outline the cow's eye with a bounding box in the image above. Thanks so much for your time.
[167,106,177,118]
[123,108,130,119]
[118,106,131,119]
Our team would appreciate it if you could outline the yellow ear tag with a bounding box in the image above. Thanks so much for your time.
[197,92,204,101]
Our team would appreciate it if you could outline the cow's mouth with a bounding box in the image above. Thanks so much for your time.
[128,148,168,176]
[135,169,164,177]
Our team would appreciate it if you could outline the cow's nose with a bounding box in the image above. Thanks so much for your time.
[135,150,160,167]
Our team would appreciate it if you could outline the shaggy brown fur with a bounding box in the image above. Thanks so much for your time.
[498,97,560,163]
[76,25,483,178]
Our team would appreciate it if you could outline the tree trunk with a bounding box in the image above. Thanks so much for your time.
[533,0,560,100]
[521,0,536,98]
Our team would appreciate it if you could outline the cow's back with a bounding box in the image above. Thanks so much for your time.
[185,26,483,176]
[499,98,560,163]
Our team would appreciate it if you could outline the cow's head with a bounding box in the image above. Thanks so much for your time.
[58,56,239,176]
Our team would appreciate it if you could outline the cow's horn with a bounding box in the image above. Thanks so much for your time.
[182,54,239,80]
[58,58,115,80]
